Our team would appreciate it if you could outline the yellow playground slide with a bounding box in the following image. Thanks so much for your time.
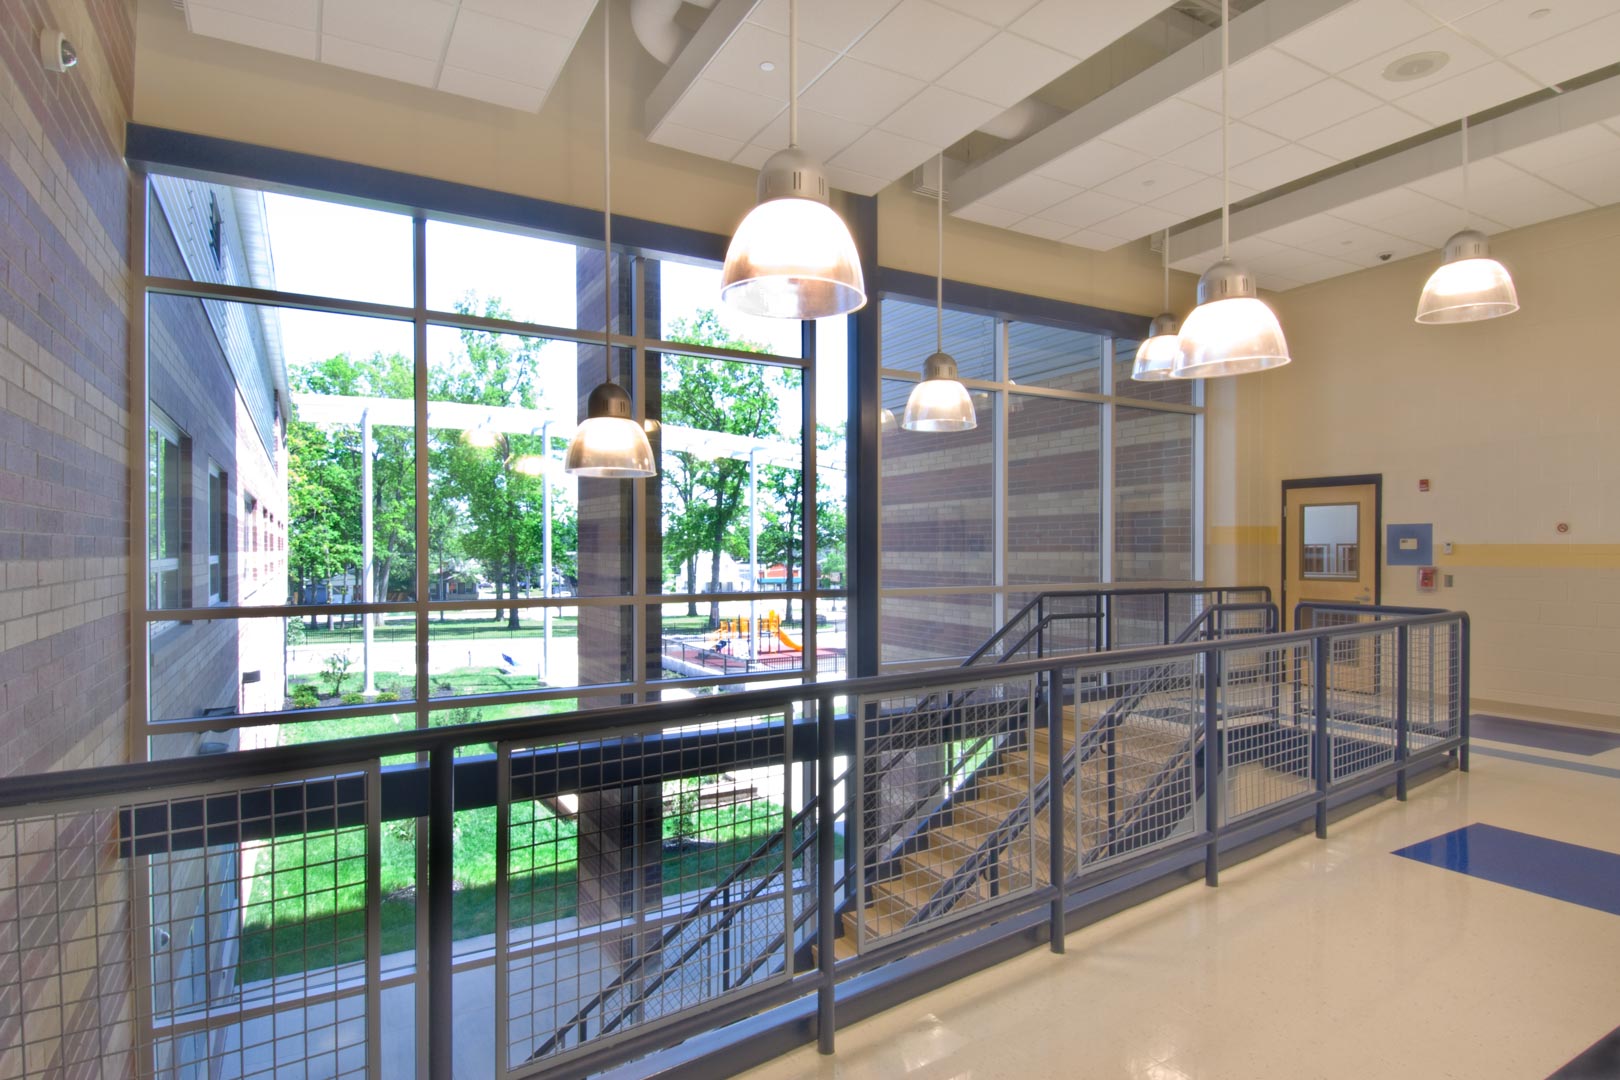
[775,628,803,652]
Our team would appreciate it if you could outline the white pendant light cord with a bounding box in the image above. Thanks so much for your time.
[601,0,614,386]
[1161,229,1170,310]
[1220,0,1230,261]
[788,0,799,149]
[1460,115,1470,229]
[936,152,944,353]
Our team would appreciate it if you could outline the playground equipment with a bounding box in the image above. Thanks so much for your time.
[706,612,800,657]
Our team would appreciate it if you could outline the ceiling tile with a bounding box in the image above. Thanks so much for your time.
[799,57,927,125]
[324,0,456,59]
[705,22,838,102]
[444,11,574,89]
[935,31,1077,108]
[953,202,1025,227]
[1409,159,1593,227]
[1274,0,1433,73]
[1288,255,1364,284]
[647,121,747,163]
[1148,176,1257,218]
[186,6,319,59]
[1160,123,1285,172]
[1459,0,1617,55]
[1500,124,1620,170]
[666,79,783,143]
[746,0,900,53]
[1395,61,1540,125]
[1009,217,1079,241]
[933,0,1041,26]
[1042,188,1137,229]
[1331,186,1453,226]
[1257,213,1356,247]
[1336,28,1494,103]
[1299,104,1431,160]
[1094,159,1205,204]
[1535,149,1620,206]
[1036,140,1150,188]
[1246,78,1382,141]
[732,144,775,169]
[1105,99,1222,158]
[822,163,889,196]
[849,0,997,82]
[753,107,867,163]
[881,85,1004,146]
[1009,0,1168,62]
[1255,272,1306,291]
[1406,0,1495,20]
[1227,143,1336,192]
[464,0,595,34]
[1176,50,1327,118]
[437,64,549,110]
[830,128,939,178]
[1225,235,1290,261]
[1510,11,1620,86]
[1062,228,1121,251]
[189,0,318,29]
[979,172,1078,214]
[321,35,437,86]
[1090,204,1184,242]
[1294,222,1419,262]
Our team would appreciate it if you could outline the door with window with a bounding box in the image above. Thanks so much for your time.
[1282,478,1379,630]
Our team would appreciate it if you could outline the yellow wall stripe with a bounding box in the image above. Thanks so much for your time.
[1438,544,1620,570]
[1208,525,1279,546]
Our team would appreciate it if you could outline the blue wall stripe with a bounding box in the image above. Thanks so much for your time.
[1393,824,1620,917]
[1470,746,1620,781]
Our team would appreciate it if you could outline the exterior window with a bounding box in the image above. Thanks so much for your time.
[148,414,186,609]
[243,493,258,582]
[208,464,228,603]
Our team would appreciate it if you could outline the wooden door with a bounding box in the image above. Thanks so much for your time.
[1283,480,1378,631]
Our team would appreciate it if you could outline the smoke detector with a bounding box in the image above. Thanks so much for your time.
[1383,51,1449,83]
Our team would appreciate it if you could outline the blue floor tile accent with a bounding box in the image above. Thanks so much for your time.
[1393,824,1620,917]
[1471,746,1620,780]
[1470,714,1620,757]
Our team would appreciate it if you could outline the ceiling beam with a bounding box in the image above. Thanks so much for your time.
[950,0,1354,211]
[1166,70,1620,263]
[645,0,761,134]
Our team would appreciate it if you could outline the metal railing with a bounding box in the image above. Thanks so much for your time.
[0,602,1465,1080]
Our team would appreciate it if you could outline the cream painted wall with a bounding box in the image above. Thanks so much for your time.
[1207,203,1620,718]
[132,0,1191,317]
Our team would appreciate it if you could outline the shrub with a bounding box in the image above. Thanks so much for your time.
[375,690,400,703]
[340,692,366,706]
[290,684,320,709]
[323,653,354,698]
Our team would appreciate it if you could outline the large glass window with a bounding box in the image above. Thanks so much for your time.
[879,297,1200,667]
[140,174,839,754]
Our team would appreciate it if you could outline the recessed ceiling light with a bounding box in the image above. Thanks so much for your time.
[1383,50,1450,82]
[759,60,776,72]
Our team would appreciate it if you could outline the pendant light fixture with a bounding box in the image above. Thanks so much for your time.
[719,0,866,320]
[902,155,975,432]
[565,0,655,479]
[1172,0,1289,379]
[1415,116,1518,324]
[1133,230,1181,381]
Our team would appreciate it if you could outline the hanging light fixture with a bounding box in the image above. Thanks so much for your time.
[1173,0,1289,379]
[719,0,865,320]
[1133,231,1181,381]
[903,155,975,432]
[1415,116,1518,324]
[565,0,655,479]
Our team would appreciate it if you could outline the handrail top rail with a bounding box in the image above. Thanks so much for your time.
[0,604,1465,811]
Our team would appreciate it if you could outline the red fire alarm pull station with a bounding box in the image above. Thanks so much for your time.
[1417,566,1438,592]
[1418,478,1430,492]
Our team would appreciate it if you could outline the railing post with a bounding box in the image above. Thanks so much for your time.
[1105,720,1118,854]
[1162,592,1171,645]
[1458,616,1471,773]
[1203,646,1220,887]
[1395,624,1410,801]
[1047,665,1065,953]
[1314,635,1331,839]
[1036,595,1045,660]
[428,743,455,1077]
[816,693,837,1055]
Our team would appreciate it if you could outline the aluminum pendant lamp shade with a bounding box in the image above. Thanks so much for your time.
[564,382,655,478]
[1132,313,1181,381]
[721,148,866,319]
[903,351,976,432]
[1415,229,1518,324]
[1172,260,1289,378]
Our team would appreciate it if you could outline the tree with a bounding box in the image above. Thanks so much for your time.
[757,425,846,623]
[661,311,785,626]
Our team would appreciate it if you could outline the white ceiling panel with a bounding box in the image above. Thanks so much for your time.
[933,31,1078,108]
[1008,216,1078,240]
[1036,141,1151,189]
[184,6,318,59]
[953,202,1025,228]
[1336,28,1494,102]
[438,65,549,110]
[978,172,1078,215]
[1245,78,1383,141]
[325,0,456,59]
[1042,189,1138,229]
[1149,176,1258,216]
[1299,104,1430,159]
[881,86,1005,147]
[1395,61,1540,125]
[1008,0,1177,62]
[1227,143,1336,190]
[1272,0,1434,72]
[847,0,997,83]
[748,107,868,164]
[1456,0,1618,56]
[321,35,437,86]
[1161,123,1287,171]
[1508,10,1620,87]
[1105,99,1224,158]
[830,128,941,179]
[464,0,595,34]
[1407,158,1594,226]
[189,0,318,28]
[648,121,747,163]
[666,78,784,142]
[1176,51,1328,118]
[1090,204,1189,243]
[933,0,1041,27]
[704,23,838,101]
[745,0,902,53]
[1094,159,1206,203]
[444,11,574,89]
[797,57,927,125]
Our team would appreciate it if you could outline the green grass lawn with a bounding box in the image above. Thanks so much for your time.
[295,613,743,645]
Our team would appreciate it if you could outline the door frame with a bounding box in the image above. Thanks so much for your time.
[1280,473,1383,618]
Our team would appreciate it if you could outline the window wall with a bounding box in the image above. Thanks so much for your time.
[879,301,1201,667]
[139,174,847,759]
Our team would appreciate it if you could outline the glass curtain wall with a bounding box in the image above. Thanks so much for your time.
[138,173,848,758]
[879,302,1201,668]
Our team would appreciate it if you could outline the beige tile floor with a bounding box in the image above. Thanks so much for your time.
[739,745,1620,1080]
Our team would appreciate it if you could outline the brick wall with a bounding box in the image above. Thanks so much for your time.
[0,1,136,1075]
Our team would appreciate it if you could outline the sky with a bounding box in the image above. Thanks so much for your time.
[260,191,849,440]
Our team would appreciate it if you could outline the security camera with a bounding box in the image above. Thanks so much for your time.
[1377,251,1393,262]
[39,30,77,73]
